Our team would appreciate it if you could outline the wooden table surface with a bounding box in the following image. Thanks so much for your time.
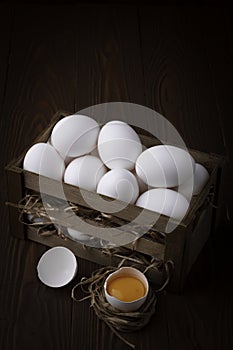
[0,3,233,350]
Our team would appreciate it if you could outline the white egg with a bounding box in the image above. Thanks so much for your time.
[179,163,209,196]
[98,120,142,170]
[67,227,92,242]
[193,163,209,194]
[136,188,189,221]
[64,155,107,192]
[23,142,65,180]
[51,114,100,158]
[97,168,139,204]
[136,145,195,188]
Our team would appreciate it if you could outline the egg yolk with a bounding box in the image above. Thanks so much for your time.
[107,276,145,302]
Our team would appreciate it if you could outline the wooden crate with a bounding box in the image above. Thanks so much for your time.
[5,111,222,292]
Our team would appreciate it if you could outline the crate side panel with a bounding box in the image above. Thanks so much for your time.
[181,166,221,282]
[185,205,213,275]
[26,227,165,287]
[125,238,165,260]
[164,227,187,292]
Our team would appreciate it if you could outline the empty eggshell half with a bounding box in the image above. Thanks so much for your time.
[51,114,100,158]
[67,227,92,242]
[37,246,77,288]
[23,142,65,180]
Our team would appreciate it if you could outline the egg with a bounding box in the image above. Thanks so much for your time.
[67,227,92,242]
[193,163,209,194]
[98,120,142,170]
[64,155,107,192]
[107,276,145,302]
[179,163,209,197]
[104,267,149,312]
[97,168,139,204]
[23,142,65,180]
[136,145,195,188]
[51,114,100,158]
[136,188,189,221]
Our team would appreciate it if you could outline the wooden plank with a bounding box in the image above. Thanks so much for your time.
[139,6,225,156]
[0,4,76,170]
[0,4,11,115]
[201,7,233,225]
[0,2,14,242]
[0,4,19,347]
[0,2,13,243]
[0,4,76,350]
[138,6,233,350]
[74,4,145,112]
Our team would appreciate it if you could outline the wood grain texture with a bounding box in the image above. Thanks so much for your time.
[74,4,145,112]
[0,4,13,256]
[139,5,225,155]
[0,4,76,350]
[138,5,233,350]
[166,281,233,350]
[0,5,18,348]
[1,4,76,169]
[1,4,233,350]
[200,7,233,223]
[0,4,12,119]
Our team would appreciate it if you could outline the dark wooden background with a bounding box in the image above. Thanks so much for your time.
[0,2,233,350]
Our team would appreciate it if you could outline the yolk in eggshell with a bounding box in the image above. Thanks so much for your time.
[107,276,145,302]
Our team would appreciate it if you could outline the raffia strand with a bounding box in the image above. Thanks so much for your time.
[71,266,157,349]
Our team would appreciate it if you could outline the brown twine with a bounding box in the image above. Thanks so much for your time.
[7,194,166,245]
[71,266,157,349]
